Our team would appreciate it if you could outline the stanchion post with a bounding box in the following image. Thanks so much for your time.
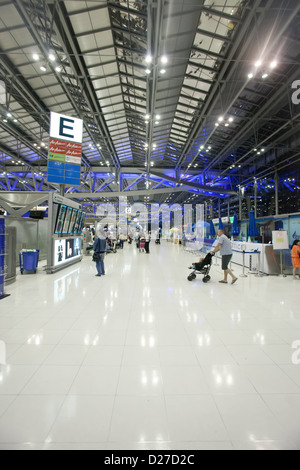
[240,250,248,278]
[255,251,263,277]
[279,249,287,278]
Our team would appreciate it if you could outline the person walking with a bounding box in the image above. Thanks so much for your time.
[291,239,300,280]
[93,230,107,277]
[145,231,150,254]
[210,229,238,284]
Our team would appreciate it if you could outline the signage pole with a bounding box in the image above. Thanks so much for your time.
[60,184,65,196]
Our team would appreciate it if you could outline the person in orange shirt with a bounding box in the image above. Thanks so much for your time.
[291,240,300,280]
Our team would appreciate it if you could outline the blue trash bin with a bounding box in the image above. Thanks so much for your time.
[20,250,39,274]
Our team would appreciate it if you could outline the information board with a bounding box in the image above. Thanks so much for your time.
[272,230,289,250]
[47,112,83,186]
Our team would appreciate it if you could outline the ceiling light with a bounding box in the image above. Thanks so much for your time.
[145,55,152,64]
[160,69,166,74]
[215,123,219,127]
[156,115,161,120]
[49,54,55,62]
[40,65,47,72]
[255,60,262,68]
[55,66,62,73]
[33,53,39,61]
[248,73,254,79]
[228,117,234,122]
[270,61,277,69]
[161,56,168,64]
[145,68,151,75]
[262,73,268,79]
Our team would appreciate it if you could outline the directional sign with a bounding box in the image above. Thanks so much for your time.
[47,112,83,186]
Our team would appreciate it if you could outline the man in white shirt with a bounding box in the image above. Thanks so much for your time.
[210,229,238,284]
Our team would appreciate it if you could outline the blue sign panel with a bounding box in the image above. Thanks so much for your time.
[47,112,83,186]
[0,219,5,299]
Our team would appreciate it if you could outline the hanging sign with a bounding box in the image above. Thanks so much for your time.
[47,112,83,186]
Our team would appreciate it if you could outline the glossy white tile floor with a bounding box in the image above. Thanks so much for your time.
[1,241,300,450]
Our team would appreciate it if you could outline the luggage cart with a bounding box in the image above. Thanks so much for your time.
[19,250,39,274]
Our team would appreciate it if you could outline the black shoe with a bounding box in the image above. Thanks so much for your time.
[95,274,101,277]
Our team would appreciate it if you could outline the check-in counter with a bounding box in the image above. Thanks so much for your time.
[227,241,290,275]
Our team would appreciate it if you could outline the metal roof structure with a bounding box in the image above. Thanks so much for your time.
[0,0,300,216]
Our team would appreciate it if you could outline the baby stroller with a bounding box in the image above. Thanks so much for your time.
[188,252,214,283]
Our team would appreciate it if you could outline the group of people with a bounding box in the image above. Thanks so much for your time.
[134,231,151,254]
[91,225,300,282]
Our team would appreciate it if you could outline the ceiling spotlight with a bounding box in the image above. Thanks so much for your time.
[160,56,168,64]
[48,54,55,62]
[262,73,268,79]
[248,73,254,79]
[55,66,62,73]
[40,65,47,72]
[218,116,224,122]
[228,117,234,122]
[160,69,166,74]
[145,68,151,75]
[270,61,277,69]
[156,115,161,120]
[145,55,152,64]
[215,123,219,126]
[33,53,39,61]
[255,60,262,68]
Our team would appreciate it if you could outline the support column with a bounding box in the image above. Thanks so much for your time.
[60,184,65,196]
[254,180,257,218]
[275,170,279,216]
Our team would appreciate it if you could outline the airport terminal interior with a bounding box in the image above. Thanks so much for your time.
[0,0,300,451]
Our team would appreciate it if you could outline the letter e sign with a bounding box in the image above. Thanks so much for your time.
[50,112,83,143]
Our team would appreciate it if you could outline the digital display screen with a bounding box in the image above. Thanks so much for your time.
[74,210,82,233]
[79,212,86,232]
[54,204,67,234]
[62,207,73,234]
[69,209,78,234]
